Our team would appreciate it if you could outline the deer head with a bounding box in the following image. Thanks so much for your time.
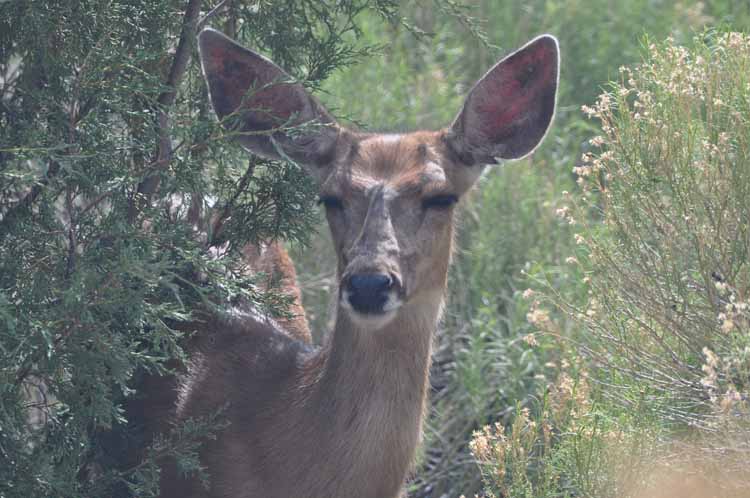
[198,29,559,331]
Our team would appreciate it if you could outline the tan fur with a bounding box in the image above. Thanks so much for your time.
[152,133,469,498]
[149,30,559,498]
[120,240,310,482]
[241,241,311,344]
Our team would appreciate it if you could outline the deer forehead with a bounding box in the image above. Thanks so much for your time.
[324,132,453,200]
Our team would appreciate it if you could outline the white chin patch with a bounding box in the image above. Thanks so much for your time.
[340,290,403,330]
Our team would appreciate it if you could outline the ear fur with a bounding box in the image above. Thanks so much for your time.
[197,28,339,166]
[447,35,559,166]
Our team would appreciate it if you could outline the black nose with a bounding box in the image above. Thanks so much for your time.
[346,273,393,314]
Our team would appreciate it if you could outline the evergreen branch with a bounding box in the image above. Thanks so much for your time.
[129,0,204,220]
[210,157,258,246]
[0,23,110,234]
[0,159,61,233]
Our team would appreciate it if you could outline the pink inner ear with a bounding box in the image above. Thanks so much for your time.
[247,84,305,125]
[204,43,305,128]
[473,39,558,142]
[199,29,339,164]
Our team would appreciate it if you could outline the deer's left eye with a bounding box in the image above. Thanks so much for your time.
[422,194,458,210]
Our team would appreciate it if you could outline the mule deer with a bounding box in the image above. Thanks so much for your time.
[156,29,558,498]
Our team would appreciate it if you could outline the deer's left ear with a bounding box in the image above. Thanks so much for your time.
[446,35,559,166]
[197,28,341,174]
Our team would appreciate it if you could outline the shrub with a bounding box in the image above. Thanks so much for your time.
[571,29,750,454]
[475,31,750,498]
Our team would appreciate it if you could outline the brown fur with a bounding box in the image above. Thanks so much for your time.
[120,240,310,484]
[137,29,559,498]
[158,134,455,498]
[241,241,311,344]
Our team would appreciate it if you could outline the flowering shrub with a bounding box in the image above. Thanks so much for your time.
[573,29,750,425]
[568,30,750,493]
[468,31,750,498]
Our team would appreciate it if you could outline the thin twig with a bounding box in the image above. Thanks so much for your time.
[79,189,114,218]
[64,188,77,279]
[224,0,237,38]
[129,0,203,221]
[210,157,257,246]
[0,160,61,233]
[160,0,204,112]
[197,0,229,30]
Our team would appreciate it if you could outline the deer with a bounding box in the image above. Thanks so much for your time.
[150,28,559,498]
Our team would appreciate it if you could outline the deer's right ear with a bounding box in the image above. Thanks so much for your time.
[198,29,341,174]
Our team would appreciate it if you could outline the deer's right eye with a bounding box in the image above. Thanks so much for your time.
[317,195,344,210]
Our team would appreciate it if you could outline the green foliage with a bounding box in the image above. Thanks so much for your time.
[470,29,750,498]
[551,30,750,493]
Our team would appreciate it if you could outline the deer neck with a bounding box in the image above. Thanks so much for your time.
[319,294,441,403]
[282,293,443,495]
